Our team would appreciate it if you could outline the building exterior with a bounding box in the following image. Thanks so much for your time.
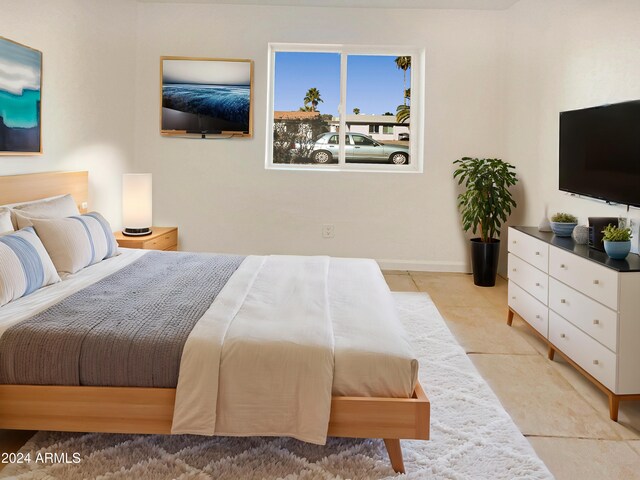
[329,114,410,142]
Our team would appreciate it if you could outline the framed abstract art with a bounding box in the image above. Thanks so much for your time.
[0,36,42,155]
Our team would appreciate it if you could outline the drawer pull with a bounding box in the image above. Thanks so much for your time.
[511,296,516,300]
[535,314,541,319]
[560,264,566,269]
[593,279,599,285]
[560,299,566,304]
[560,333,566,338]
[535,251,540,256]
[512,268,517,272]
[593,319,600,325]
[512,240,517,244]
[535,282,540,287]
[593,360,599,365]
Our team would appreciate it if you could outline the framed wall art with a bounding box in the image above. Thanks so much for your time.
[0,36,42,155]
[160,57,253,138]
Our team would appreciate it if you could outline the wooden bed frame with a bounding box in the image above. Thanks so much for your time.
[0,171,430,473]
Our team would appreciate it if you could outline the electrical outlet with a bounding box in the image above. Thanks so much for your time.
[81,201,88,210]
[322,224,335,239]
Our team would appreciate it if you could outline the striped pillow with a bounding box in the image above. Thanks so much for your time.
[0,227,61,307]
[31,212,119,275]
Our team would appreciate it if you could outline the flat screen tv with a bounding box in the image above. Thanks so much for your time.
[559,100,640,208]
[160,57,253,138]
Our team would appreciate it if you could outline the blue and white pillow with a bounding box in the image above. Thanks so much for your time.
[30,212,119,275]
[0,227,61,307]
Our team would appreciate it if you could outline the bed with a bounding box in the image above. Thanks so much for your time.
[0,171,430,473]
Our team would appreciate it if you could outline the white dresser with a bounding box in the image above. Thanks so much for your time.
[507,226,640,421]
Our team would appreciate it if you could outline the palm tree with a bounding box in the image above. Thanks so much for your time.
[353,107,360,115]
[396,104,410,124]
[303,88,323,112]
[396,76,411,124]
[395,56,411,106]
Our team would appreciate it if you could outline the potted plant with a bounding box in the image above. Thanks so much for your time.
[601,224,633,260]
[453,157,518,287]
[549,213,578,237]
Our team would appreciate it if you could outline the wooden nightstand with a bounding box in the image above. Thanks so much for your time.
[114,226,178,251]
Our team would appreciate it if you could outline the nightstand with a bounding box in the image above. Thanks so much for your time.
[114,226,178,251]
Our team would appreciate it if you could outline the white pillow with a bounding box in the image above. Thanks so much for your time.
[0,227,61,307]
[12,194,80,229]
[0,208,13,235]
[31,212,119,274]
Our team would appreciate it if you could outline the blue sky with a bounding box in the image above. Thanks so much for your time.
[274,52,409,116]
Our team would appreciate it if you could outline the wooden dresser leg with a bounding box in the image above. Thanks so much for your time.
[609,394,620,422]
[383,438,405,474]
[507,309,514,326]
[547,346,555,361]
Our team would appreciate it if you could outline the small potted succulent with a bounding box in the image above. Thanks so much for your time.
[601,224,633,260]
[549,212,578,237]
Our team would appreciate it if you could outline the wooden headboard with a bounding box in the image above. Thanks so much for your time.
[0,171,89,213]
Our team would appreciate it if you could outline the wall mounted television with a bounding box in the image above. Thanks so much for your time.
[160,57,253,138]
[559,100,640,208]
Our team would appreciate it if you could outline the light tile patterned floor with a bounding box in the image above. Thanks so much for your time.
[384,271,640,480]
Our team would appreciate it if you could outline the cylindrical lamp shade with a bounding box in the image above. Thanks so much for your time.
[122,173,153,236]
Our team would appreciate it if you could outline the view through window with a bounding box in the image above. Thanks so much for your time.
[268,46,420,171]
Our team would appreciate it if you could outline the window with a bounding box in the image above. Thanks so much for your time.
[267,44,424,172]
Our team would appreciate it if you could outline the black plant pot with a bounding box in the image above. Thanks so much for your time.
[470,238,500,287]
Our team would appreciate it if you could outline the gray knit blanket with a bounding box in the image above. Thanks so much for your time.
[0,251,245,387]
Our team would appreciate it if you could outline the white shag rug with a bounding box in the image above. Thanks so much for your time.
[1,292,553,480]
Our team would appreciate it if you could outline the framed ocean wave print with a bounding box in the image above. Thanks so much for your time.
[0,36,42,155]
[160,57,253,138]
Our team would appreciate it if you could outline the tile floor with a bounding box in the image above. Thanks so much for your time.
[1,272,639,478]
[385,271,640,480]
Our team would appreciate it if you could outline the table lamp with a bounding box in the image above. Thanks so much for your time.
[122,173,152,236]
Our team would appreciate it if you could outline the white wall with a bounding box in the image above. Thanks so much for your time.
[0,0,137,227]
[134,3,505,269]
[504,0,640,229]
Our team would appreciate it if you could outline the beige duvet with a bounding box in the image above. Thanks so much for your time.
[172,255,418,445]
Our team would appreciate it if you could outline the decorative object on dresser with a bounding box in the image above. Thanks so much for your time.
[549,212,577,237]
[0,36,42,155]
[588,217,619,251]
[538,205,552,232]
[114,226,178,251]
[453,157,518,287]
[601,224,633,260]
[571,224,589,245]
[122,173,153,236]
[506,226,640,421]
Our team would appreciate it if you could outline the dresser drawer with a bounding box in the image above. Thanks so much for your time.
[549,246,619,310]
[549,278,618,352]
[509,280,549,338]
[142,229,177,251]
[508,228,549,273]
[549,311,617,391]
[508,253,548,305]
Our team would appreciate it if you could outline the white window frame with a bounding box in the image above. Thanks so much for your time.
[265,43,425,173]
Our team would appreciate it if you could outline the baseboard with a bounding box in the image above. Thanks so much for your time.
[377,259,469,273]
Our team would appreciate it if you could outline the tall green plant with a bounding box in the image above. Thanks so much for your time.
[453,157,518,243]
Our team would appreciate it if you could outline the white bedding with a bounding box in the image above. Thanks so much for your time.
[1,249,419,445]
